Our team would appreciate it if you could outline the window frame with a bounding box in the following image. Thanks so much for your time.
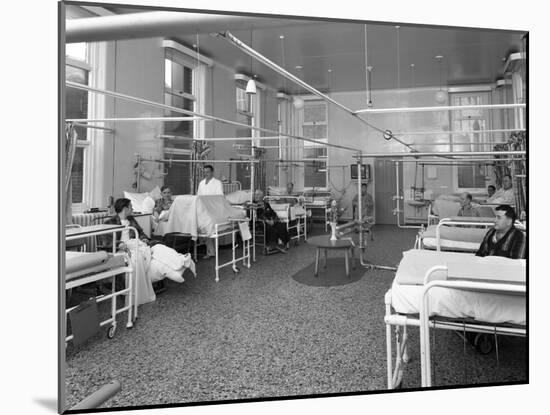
[163,47,207,143]
[450,91,493,193]
[66,46,91,211]
[162,44,208,194]
[300,98,328,189]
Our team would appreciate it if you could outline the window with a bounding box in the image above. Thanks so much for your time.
[234,79,261,189]
[235,81,254,138]
[302,100,328,188]
[163,47,207,194]
[65,43,90,205]
[450,92,492,192]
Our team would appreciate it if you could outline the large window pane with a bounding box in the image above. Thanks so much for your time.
[236,87,250,113]
[303,125,327,139]
[71,147,84,203]
[171,60,184,93]
[304,147,327,158]
[164,93,194,137]
[458,164,486,189]
[236,112,252,138]
[305,162,327,187]
[183,66,193,94]
[163,154,191,195]
[165,59,172,89]
[304,104,326,123]
[66,43,87,61]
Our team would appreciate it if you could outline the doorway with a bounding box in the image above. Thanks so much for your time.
[374,160,401,225]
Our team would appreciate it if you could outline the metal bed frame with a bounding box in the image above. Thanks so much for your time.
[223,181,242,195]
[384,261,526,389]
[264,196,308,244]
[193,218,252,282]
[414,217,495,252]
[65,225,138,343]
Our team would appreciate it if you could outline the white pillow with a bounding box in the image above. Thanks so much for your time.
[124,191,149,212]
[267,186,286,196]
[148,185,162,200]
[142,196,156,213]
[225,190,252,204]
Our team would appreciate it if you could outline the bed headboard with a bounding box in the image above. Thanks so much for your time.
[223,181,242,194]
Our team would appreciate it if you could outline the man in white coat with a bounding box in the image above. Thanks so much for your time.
[197,164,224,258]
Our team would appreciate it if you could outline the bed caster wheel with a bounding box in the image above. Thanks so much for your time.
[474,333,493,355]
[107,325,116,339]
[233,266,240,274]
[465,332,477,345]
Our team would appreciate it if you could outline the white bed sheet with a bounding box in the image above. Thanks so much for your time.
[390,250,526,324]
[421,224,488,251]
[422,237,480,251]
[163,195,246,238]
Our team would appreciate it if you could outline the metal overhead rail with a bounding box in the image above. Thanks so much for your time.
[354,103,526,114]
[392,128,526,136]
[354,150,525,158]
[218,31,417,152]
[65,11,296,43]
[67,116,207,123]
[66,81,361,153]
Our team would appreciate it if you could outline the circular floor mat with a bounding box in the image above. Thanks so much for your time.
[291,257,365,287]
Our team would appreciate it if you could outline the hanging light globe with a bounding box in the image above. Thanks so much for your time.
[293,96,305,109]
[435,90,447,104]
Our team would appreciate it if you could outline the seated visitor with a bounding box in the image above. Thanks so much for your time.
[253,189,290,253]
[352,183,374,220]
[475,204,526,259]
[487,175,515,205]
[100,198,194,305]
[286,182,295,196]
[457,192,480,217]
[101,198,150,250]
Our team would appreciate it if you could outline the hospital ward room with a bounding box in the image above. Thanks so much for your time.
[61,3,528,412]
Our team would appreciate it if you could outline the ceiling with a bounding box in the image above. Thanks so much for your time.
[75,6,527,94]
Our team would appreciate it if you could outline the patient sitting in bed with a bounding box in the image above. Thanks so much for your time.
[152,185,174,230]
[476,205,526,259]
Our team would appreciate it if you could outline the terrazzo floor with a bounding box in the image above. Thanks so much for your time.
[64,224,527,409]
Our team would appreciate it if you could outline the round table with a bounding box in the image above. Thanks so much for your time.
[307,235,355,278]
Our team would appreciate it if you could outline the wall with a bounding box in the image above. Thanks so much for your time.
[103,38,165,202]
[325,86,507,221]
[99,39,280,204]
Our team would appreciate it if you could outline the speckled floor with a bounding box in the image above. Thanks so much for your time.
[64,224,527,409]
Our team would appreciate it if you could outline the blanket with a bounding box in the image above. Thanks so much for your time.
[164,195,246,238]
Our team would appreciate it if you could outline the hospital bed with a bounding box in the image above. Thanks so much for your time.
[415,217,495,252]
[264,195,308,244]
[65,225,138,343]
[162,195,252,282]
[223,181,242,195]
[384,249,526,388]
[416,216,526,253]
[301,190,333,231]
